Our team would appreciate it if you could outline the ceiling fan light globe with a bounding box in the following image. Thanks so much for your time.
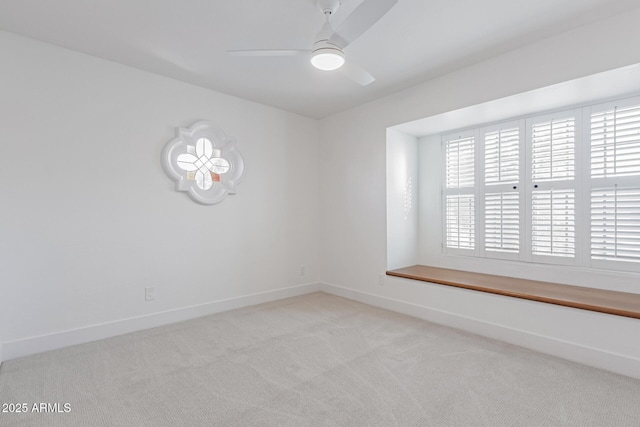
[311,48,345,71]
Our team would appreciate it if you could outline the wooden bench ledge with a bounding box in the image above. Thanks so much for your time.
[386,265,640,319]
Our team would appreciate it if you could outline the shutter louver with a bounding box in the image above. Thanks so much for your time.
[591,187,640,263]
[531,189,575,257]
[485,128,519,185]
[591,105,640,178]
[531,118,575,182]
[485,192,519,253]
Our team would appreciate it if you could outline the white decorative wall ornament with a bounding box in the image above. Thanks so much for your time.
[162,121,244,204]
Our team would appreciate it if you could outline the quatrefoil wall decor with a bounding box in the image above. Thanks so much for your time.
[162,121,244,205]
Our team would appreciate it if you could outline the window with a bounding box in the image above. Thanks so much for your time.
[163,121,245,205]
[442,95,640,273]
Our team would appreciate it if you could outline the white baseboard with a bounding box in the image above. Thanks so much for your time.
[320,282,640,380]
[3,282,321,361]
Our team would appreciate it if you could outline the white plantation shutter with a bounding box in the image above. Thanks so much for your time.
[531,118,575,182]
[528,113,577,263]
[482,124,522,257]
[446,136,475,188]
[438,95,640,275]
[591,187,640,263]
[589,98,640,270]
[531,189,575,257]
[485,127,519,185]
[446,194,475,250]
[485,192,519,253]
[591,104,640,178]
[444,133,475,252]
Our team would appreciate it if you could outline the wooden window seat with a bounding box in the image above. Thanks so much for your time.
[386,265,640,319]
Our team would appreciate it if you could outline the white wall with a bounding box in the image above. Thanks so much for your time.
[417,135,442,263]
[0,31,320,358]
[386,129,418,270]
[320,8,640,378]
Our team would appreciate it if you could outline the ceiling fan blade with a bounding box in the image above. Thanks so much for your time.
[329,0,397,48]
[340,61,375,86]
[228,49,308,57]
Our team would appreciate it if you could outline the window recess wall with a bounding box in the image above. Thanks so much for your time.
[388,63,640,294]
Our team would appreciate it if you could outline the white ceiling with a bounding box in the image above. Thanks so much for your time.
[1,0,638,119]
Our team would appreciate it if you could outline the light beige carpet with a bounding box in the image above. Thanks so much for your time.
[1,292,639,426]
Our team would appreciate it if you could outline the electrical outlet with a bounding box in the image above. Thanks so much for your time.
[145,286,156,301]
[299,265,307,276]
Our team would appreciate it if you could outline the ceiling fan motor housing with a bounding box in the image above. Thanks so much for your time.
[317,0,341,15]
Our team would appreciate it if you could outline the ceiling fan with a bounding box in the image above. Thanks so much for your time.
[228,0,398,86]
